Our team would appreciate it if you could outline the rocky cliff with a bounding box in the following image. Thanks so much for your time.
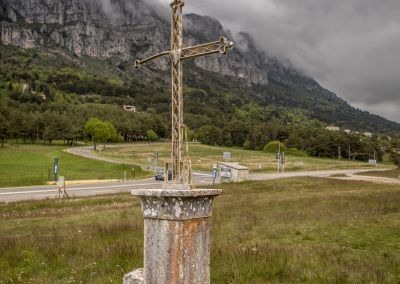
[0,0,347,102]
[0,0,274,86]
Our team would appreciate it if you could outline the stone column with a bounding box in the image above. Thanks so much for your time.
[127,188,221,284]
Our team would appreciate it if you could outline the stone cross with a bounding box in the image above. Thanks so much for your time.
[135,0,233,189]
[128,1,231,283]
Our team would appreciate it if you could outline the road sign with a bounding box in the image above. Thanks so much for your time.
[58,176,65,187]
[223,152,231,160]
[221,168,231,177]
[53,158,59,181]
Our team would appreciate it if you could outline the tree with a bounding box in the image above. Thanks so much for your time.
[390,151,400,168]
[147,129,157,141]
[0,113,8,148]
[85,118,109,150]
[104,121,117,147]
[196,128,205,143]
[117,134,124,147]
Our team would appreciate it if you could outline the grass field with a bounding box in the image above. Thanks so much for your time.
[1,177,399,283]
[95,143,392,173]
[355,169,400,179]
[0,143,152,188]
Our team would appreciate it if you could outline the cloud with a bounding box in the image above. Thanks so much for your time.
[154,0,400,123]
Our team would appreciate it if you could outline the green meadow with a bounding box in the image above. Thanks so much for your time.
[0,143,151,188]
[1,177,400,283]
[95,143,391,172]
[0,142,395,188]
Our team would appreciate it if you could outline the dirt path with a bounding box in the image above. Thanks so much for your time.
[330,173,400,184]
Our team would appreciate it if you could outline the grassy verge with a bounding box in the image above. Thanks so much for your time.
[95,143,392,172]
[1,177,400,283]
[354,169,400,179]
[0,143,152,188]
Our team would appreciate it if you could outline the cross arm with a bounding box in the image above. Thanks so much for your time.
[134,51,170,68]
[180,37,234,61]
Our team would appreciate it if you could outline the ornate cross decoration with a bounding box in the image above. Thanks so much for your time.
[135,0,234,189]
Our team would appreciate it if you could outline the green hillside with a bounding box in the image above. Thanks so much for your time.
[1,44,400,165]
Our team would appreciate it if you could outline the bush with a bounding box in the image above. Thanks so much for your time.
[225,140,233,147]
[243,141,252,150]
[263,141,287,153]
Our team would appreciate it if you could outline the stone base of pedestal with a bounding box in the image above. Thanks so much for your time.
[131,188,221,284]
[123,268,144,284]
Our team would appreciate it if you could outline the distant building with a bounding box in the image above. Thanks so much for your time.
[123,105,136,112]
[37,93,46,100]
[363,132,373,137]
[344,129,351,134]
[326,126,340,131]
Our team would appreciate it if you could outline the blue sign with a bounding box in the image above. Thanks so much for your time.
[212,168,217,178]
[53,158,59,182]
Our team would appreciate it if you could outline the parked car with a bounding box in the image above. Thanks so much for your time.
[155,169,172,180]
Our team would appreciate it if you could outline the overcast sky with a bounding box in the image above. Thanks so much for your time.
[150,0,400,123]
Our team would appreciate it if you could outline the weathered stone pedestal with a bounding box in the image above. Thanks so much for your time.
[127,188,221,284]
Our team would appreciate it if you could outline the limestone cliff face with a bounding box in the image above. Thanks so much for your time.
[0,0,272,85]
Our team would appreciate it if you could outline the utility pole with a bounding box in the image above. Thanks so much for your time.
[277,141,281,174]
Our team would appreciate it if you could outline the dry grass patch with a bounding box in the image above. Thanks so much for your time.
[1,178,400,283]
[96,143,384,173]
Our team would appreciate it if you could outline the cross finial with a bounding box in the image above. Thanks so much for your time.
[134,1,234,189]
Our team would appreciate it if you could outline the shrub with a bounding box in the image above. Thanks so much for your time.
[263,141,287,153]
[225,140,233,147]
[243,140,252,150]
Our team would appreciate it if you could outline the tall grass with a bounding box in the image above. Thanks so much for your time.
[1,177,400,283]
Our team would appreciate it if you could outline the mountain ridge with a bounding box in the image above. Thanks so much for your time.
[1,0,400,134]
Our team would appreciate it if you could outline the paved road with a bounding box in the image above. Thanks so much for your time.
[0,172,215,203]
[67,144,152,166]
[2,168,396,203]
[1,144,396,203]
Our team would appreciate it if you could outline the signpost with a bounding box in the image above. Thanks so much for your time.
[212,163,218,185]
[220,167,231,183]
[223,152,231,161]
[53,158,58,182]
[276,152,280,174]
[56,176,69,200]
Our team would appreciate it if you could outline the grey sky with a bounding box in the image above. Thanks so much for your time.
[150,0,400,123]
